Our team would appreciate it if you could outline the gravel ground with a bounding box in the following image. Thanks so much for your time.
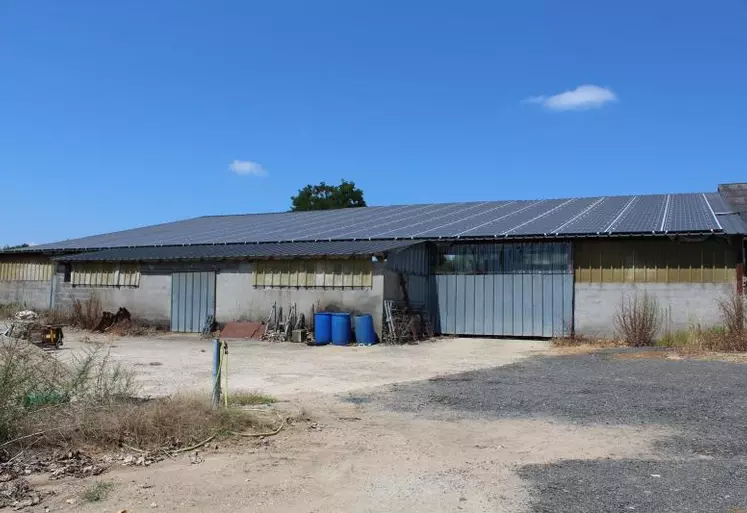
[360,348,747,512]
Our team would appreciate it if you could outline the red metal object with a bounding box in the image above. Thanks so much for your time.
[220,321,265,339]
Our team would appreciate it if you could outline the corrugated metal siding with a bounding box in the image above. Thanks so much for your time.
[435,274,573,337]
[574,238,736,283]
[71,263,140,287]
[386,243,432,276]
[433,242,573,337]
[171,271,216,332]
[0,259,53,281]
[254,259,373,288]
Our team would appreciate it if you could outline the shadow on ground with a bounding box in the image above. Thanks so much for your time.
[354,348,747,512]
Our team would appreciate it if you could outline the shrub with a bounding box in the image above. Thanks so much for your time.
[70,294,102,330]
[82,481,114,502]
[1,337,280,455]
[614,293,662,347]
[0,339,136,448]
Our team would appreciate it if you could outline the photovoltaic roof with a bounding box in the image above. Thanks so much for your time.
[16,191,747,253]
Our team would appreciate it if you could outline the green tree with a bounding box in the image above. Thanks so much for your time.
[290,180,366,211]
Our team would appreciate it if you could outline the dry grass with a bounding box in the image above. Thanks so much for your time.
[551,334,622,348]
[1,337,277,453]
[105,319,158,337]
[23,394,272,451]
[657,294,747,354]
[614,293,662,347]
[0,302,23,319]
[227,391,277,407]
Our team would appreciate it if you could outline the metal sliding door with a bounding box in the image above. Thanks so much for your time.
[171,271,216,332]
[434,242,572,337]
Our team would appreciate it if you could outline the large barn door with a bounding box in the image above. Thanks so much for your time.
[434,243,572,337]
[171,272,216,333]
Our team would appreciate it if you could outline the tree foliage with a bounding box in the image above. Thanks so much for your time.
[2,243,29,251]
[290,180,366,211]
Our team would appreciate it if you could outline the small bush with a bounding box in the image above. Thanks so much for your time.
[70,294,103,330]
[614,293,662,347]
[82,481,114,502]
[39,307,74,325]
[228,391,277,406]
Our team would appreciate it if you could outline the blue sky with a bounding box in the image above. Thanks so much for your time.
[1,0,746,246]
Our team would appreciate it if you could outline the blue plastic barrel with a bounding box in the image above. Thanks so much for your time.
[330,313,352,346]
[354,314,376,345]
[314,312,332,344]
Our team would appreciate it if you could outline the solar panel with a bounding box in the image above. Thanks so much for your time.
[664,193,720,232]
[509,197,601,236]
[462,200,567,237]
[608,195,667,233]
[24,191,740,252]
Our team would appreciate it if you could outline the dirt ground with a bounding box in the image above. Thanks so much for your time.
[20,334,734,513]
[55,331,548,397]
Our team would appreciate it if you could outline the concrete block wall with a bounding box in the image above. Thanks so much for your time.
[575,282,736,337]
[216,262,387,335]
[0,280,52,310]
[53,272,172,326]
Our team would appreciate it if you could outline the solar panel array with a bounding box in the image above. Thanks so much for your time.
[25,192,741,252]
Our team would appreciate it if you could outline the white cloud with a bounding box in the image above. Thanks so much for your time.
[524,85,617,111]
[229,159,267,176]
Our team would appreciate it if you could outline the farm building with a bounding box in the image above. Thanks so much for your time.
[1,184,746,338]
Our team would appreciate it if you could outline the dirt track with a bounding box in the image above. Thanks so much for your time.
[29,336,747,512]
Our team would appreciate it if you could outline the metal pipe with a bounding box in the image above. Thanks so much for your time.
[212,337,222,407]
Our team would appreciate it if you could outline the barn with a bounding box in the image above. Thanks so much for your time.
[2,184,745,339]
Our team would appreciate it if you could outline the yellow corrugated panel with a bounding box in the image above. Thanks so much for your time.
[574,239,736,284]
[0,259,53,281]
[70,263,140,287]
[253,259,373,289]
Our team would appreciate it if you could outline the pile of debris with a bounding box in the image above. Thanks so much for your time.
[383,300,434,344]
[0,450,106,510]
[0,450,106,482]
[0,478,50,510]
[93,307,131,332]
[2,311,40,341]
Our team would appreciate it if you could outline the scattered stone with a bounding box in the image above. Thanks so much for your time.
[150,502,158,508]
